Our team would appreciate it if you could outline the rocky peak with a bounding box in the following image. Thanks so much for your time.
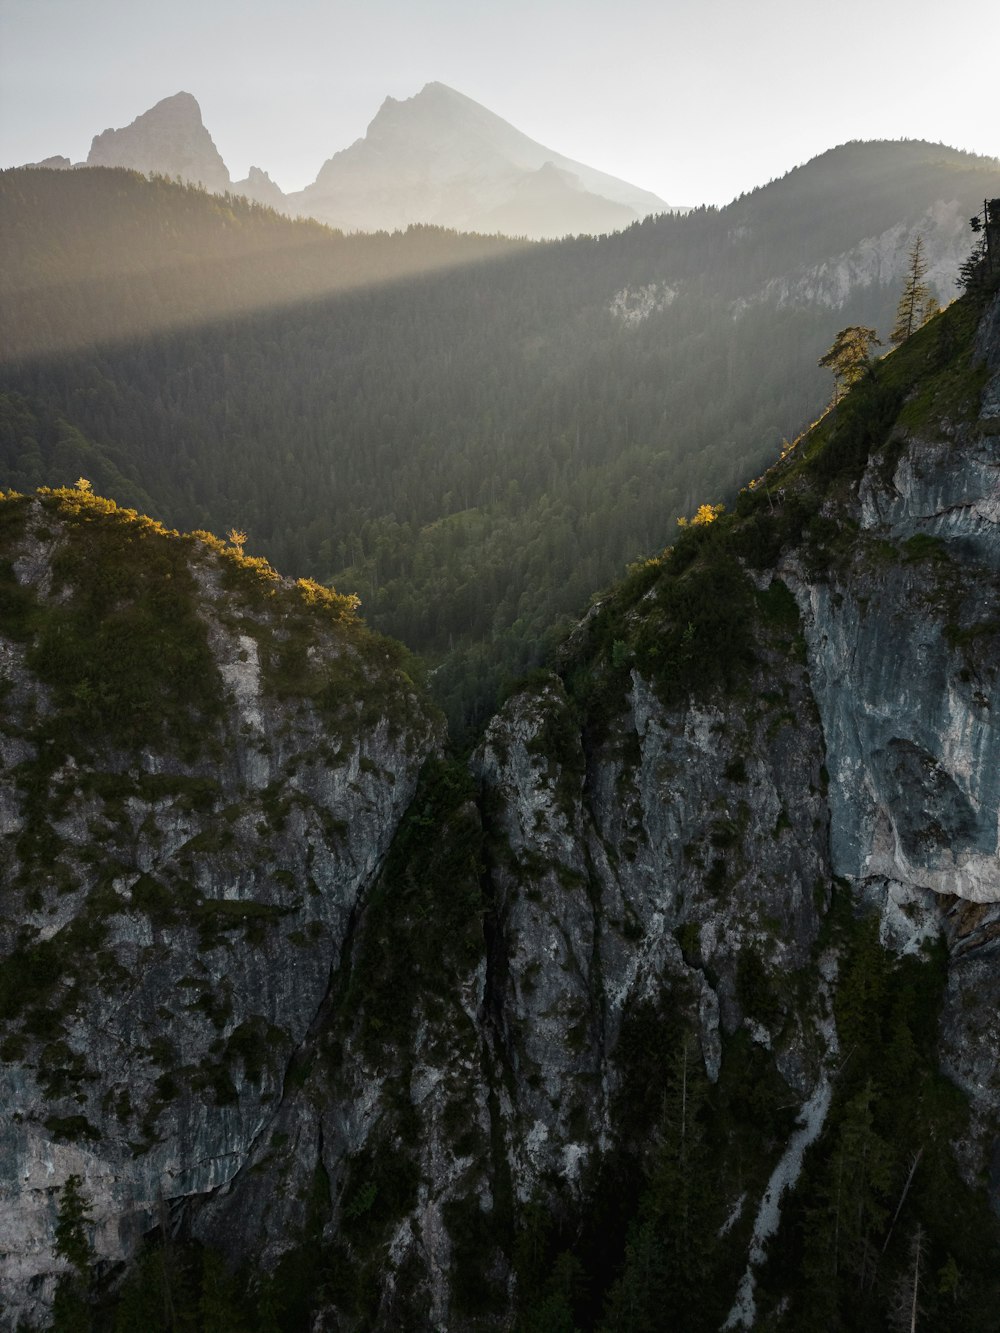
[230,165,288,211]
[365,80,507,145]
[86,91,231,193]
[292,80,671,238]
[24,155,73,170]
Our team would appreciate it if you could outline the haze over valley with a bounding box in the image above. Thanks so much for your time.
[4,129,997,731]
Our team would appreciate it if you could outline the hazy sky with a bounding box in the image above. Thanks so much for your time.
[1,0,997,207]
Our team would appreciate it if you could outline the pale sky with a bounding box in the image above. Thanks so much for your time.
[1,0,997,207]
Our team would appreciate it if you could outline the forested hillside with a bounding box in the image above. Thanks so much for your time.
[2,142,997,733]
[0,167,527,360]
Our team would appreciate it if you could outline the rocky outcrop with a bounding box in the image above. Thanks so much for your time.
[454,291,1000,1325]
[786,305,999,905]
[0,493,439,1325]
[760,199,972,311]
[87,92,231,193]
[24,156,73,171]
[472,642,834,1200]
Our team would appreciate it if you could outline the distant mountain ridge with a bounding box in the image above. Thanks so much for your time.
[27,84,675,239]
[288,81,674,236]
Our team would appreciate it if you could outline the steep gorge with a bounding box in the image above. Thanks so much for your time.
[0,290,998,1329]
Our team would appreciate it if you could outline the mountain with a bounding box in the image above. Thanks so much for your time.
[23,154,72,170]
[288,80,672,237]
[86,91,231,193]
[2,144,997,735]
[0,166,526,359]
[230,164,288,210]
[65,83,673,239]
[1,283,998,1330]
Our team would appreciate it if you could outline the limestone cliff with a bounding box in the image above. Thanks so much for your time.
[0,493,440,1323]
[207,284,999,1327]
[459,288,999,1329]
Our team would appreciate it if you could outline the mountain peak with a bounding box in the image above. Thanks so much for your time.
[231,165,288,211]
[154,89,201,114]
[87,91,230,192]
[416,80,471,103]
[384,81,466,106]
[297,81,671,238]
[366,81,492,139]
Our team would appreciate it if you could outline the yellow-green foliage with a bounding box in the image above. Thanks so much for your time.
[1,485,376,760]
[295,577,360,622]
[39,482,179,534]
[189,528,281,590]
[677,503,725,529]
[1,486,433,760]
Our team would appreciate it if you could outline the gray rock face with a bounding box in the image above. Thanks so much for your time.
[976,290,1000,419]
[25,155,73,170]
[472,648,834,1202]
[788,426,1000,906]
[87,92,231,193]
[463,294,1000,1319]
[0,496,439,1325]
[759,200,974,312]
[940,900,1000,1188]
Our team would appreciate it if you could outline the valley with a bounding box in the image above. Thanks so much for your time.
[3,141,997,736]
[0,105,998,1329]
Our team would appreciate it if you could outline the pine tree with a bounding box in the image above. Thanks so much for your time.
[600,1034,716,1330]
[891,237,932,346]
[52,1175,94,1332]
[889,1224,926,1332]
[961,199,1000,292]
[800,1078,894,1320]
[54,1175,92,1278]
[818,326,882,403]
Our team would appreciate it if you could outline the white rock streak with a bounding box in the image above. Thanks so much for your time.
[722,1074,833,1330]
[218,633,263,732]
